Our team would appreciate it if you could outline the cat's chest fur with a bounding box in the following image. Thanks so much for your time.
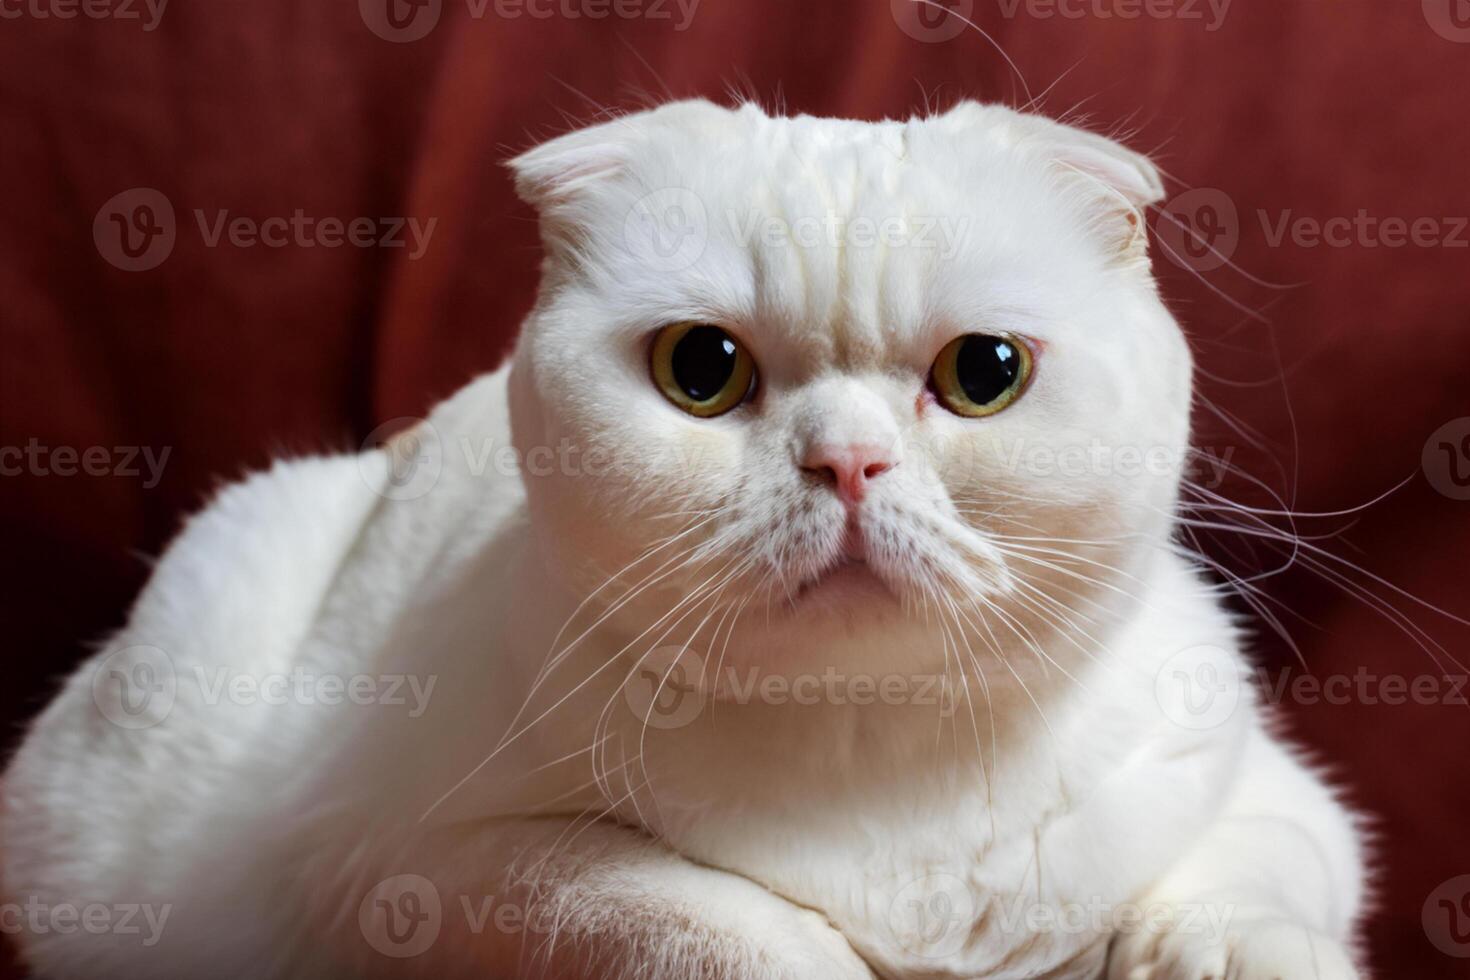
[574,623,1242,980]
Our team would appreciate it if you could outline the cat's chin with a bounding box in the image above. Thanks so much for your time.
[783,558,901,619]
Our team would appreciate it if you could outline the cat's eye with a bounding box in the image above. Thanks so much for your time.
[650,322,757,418]
[929,334,1033,418]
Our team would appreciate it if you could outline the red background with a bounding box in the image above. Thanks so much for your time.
[1,1,1467,976]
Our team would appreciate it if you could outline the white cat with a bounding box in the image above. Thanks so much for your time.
[2,100,1368,979]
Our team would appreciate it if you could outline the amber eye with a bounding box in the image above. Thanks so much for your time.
[651,323,757,417]
[929,334,1033,417]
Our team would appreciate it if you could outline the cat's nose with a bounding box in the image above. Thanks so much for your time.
[800,443,898,505]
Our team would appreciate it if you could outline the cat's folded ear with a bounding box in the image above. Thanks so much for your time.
[942,102,1165,261]
[508,99,731,238]
[508,118,637,214]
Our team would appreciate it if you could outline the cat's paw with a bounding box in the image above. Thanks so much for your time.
[521,891,874,980]
[750,905,877,980]
[1106,915,1361,980]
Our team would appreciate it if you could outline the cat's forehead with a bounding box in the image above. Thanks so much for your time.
[515,101,1155,374]
[607,106,1090,372]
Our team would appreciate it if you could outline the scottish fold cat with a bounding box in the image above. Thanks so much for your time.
[2,100,1366,978]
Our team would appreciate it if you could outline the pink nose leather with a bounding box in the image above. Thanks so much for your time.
[800,443,898,505]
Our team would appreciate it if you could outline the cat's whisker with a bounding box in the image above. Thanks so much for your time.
[953,592,1059,742]
[945,590,1006,837]
[1170,506,1470,636]
[928,578,996,797]
[906,0,1034,105]
[514,514,726,739]
[1004,576,1118,674]
[929,590,959,752]
[507,747,640,821]
[517,767,655,906]
[987,544,1153,617]
[420,539,741,824]
[535,514,727,679]
[968,588,1091,697]
[703,583,756,728]
[588,556,751,803]
[632,559,754,795]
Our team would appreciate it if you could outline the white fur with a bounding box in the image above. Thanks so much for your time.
[2,101,1367,979]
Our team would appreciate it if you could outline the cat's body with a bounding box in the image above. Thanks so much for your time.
[3,101,1367,979]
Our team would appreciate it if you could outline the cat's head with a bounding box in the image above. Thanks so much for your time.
[506,99,1191,676]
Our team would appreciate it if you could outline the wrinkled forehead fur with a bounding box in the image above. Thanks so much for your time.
[509,98,1171,378]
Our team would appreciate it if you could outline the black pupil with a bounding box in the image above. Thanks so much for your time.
[955,336,1021,405]
[671,326,739,402]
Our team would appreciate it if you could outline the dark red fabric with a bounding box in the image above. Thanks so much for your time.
[1,2,1467,977]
